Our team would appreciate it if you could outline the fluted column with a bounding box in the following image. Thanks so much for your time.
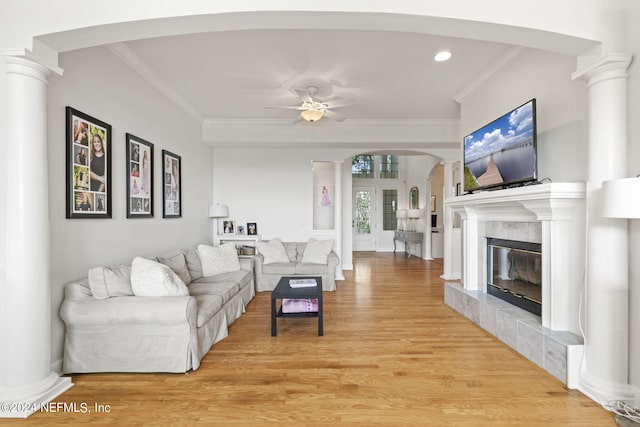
[0,55,72,417]
[572,53,633,400]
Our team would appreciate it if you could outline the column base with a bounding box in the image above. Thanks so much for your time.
[578,370,640,409]
[0,374,73,418]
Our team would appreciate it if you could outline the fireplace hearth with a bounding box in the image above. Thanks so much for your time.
[487,238,542,316]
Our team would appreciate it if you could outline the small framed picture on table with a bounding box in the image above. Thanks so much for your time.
[247,222,258,235]
[222,220,236,235]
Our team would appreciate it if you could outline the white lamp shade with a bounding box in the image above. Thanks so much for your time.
[396,209,408,219]
[601,177,640,219]
[208,203,229,218]
[408,209,423,218]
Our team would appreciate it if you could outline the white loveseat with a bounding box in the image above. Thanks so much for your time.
[254,238,339,292]
[59,243,254,374]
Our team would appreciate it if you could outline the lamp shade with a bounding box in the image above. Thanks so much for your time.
[396,209,408,219]
[300,109,324,122]
[408,209,423,219]
[208,203,229,218]
[601,177,640,219]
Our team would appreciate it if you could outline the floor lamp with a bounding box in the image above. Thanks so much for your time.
[208,203,229,245]
[600,177,640,426]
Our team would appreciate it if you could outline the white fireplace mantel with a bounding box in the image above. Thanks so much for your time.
[445,182,586,332]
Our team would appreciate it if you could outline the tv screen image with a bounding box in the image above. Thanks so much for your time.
[463,99,537,193]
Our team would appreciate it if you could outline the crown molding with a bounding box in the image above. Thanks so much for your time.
[452,46,526,103]
[106,42,202,123]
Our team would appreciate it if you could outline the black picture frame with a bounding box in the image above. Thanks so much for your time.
[126,133,154,218]
[162,150,181,218]
[247,222,258,235]
[66,107,112,218]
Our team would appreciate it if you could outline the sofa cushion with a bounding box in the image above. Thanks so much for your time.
[193,269,253,289]
[189,281,239,304]
[256,238,290,264]
[88,265,133,299]
[261,262,297,275]
[198,243,241,277]
[301,238,334,264]
[130,257,189,297]
[193,294,224,328]
[295,262,330,275]
[181,247,203,281]
[157,252,192,285]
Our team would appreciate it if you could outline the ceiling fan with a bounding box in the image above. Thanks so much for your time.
[265,86,351,123]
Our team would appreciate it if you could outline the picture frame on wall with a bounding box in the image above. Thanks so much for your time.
[222,220,235,235]
[66,106,112,219]
[247,222,257,235]
[126,133,153,218]
[162,150,181,218]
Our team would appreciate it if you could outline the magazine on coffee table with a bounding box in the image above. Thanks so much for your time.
[289,278,317,288]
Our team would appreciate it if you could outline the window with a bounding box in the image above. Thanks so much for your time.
[379,155,398,179]
[382,189,398,230]
[355,190,372,234]
[352,155,375,179]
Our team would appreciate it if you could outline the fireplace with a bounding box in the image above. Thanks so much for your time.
[486,238,542,316]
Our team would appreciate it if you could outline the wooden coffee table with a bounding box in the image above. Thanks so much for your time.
[271,276,323,336]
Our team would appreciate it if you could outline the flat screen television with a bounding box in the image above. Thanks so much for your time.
[463,99,537,193]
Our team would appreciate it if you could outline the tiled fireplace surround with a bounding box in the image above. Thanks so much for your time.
[444,183,586,387]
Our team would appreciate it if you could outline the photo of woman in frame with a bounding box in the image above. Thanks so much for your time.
[66,107,112,219]
[126,134,154,218]
[162,150,181,218]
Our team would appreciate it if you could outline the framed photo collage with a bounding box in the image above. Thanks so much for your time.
[65,106,182,219]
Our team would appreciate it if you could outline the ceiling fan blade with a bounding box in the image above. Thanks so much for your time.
[324,98,354,109]
[294,88,314,103]
[323,109,346,122]
[264,105,305,110]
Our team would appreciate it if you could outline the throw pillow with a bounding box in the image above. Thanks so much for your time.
[157,252,192,285]
[88,265,133,299]
[256,238,290,264]
[130,257,189,297]
[197,243,241,277]
[181,247,203,281]
[301,238,334,264]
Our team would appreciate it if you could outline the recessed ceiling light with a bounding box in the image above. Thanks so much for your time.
[434,51,452,62]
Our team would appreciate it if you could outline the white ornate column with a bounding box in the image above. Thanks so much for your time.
[441,161,456,279]
[0,55,72,417]
[572,54,634,401]
[333,160,345,280]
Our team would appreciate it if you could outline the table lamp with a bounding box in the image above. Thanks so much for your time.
[209,203,229,241]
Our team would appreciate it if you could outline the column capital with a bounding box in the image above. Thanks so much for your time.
[3,55,52,84]
[571,53,632,86]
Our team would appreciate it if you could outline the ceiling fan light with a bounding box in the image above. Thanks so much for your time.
[300,109,324,122]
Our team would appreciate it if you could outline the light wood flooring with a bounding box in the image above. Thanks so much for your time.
[8,252,615,426]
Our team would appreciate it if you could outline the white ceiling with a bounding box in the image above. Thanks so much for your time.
[121,29,513,123]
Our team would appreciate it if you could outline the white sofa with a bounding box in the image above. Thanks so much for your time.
[254,239,339,292]
[59,244,254,374]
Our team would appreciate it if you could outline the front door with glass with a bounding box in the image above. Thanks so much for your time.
[353,187,376,251]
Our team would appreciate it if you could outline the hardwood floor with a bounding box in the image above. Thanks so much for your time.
[8,252,615,426]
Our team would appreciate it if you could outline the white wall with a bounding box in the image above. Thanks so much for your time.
[47,46,212,365]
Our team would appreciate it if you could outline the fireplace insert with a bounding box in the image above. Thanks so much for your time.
[486,238,542,316]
